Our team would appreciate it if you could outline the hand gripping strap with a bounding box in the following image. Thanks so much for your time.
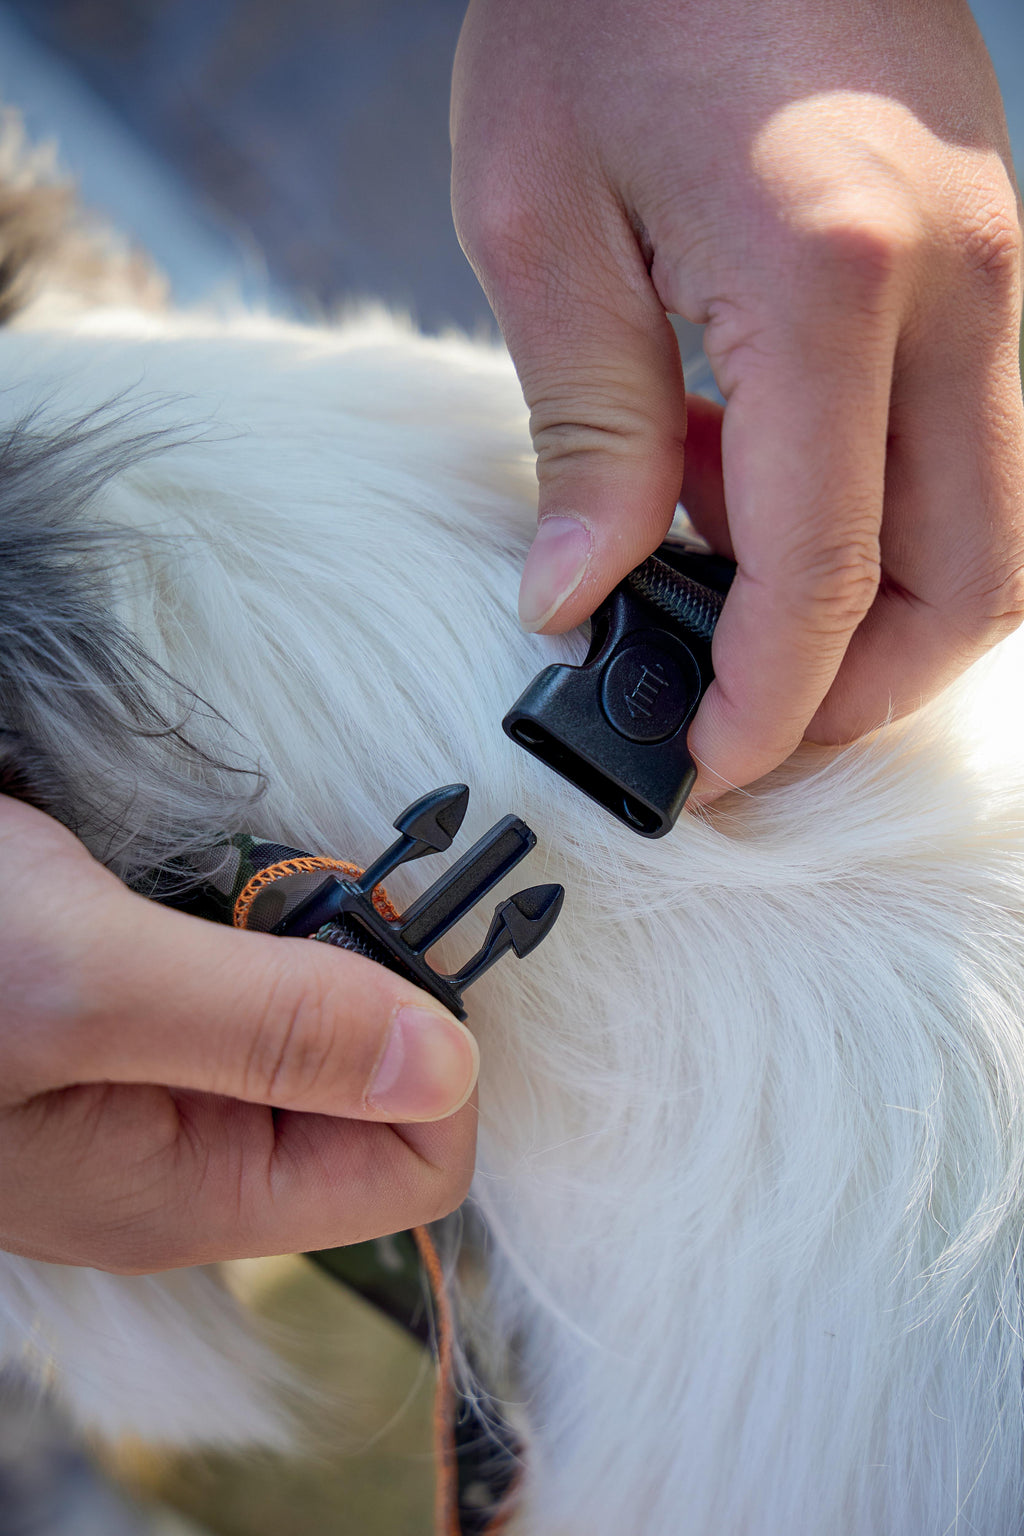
[228,845,522,1536]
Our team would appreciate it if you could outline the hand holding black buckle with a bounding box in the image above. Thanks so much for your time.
[503,539,735,837]
[274,784,564,1020]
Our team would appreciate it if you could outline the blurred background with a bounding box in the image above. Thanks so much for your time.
[0,0,487,326]
[0,2,1020,1533]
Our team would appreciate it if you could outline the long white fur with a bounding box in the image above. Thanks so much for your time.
[3,241,1024,1532]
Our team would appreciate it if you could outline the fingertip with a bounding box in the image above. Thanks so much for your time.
[688,772,733,809]
[366,1004,480,1123]
[686,673,798,802]
[519,477,681,634]
[518,513,594,632]
[687,694,749,805]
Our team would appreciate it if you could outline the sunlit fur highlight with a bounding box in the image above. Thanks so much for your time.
[3,149,1024,1531]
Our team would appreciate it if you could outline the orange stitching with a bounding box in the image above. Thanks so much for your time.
[233,857,400,929]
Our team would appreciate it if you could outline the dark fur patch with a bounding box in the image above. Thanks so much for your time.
[0,403,262,878]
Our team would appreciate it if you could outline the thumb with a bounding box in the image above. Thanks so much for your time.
[456,178,688,633]
[58,874,480,1125]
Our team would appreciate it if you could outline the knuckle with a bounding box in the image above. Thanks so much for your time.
[787,543,881,632]
[454,176,547,292]
[806,210,914,302]
[243,968,343,1108]
[959,199,1023,293]
[952,559,1024,647]
[529,384,686,473]
[532,415,669,470]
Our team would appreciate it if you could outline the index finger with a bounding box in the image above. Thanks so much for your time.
[687,309,896,797]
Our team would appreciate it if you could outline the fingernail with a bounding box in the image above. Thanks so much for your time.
[367,1005,479,1120]
[518,515,592,631]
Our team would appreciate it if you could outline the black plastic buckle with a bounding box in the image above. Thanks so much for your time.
[503,539,735,837]
[274,784,563,1019]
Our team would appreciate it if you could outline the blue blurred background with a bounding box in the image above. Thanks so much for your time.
[0,0,1019,327]
[0,0,482,324]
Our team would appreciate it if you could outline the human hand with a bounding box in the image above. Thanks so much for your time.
[0,797,478,1272]
[451,0,1024,796]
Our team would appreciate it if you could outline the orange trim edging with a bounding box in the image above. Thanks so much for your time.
[233,856,401,930]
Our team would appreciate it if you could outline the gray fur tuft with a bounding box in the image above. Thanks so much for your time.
[0,404,262,880]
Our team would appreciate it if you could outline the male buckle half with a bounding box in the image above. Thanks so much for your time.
[275,784,563,1020]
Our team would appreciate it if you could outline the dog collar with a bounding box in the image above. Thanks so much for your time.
[149,785,562,1533]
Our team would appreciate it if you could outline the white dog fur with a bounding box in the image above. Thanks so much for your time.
[3,135,1024,1534]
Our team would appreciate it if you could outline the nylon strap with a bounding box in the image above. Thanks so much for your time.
[150,836,522,1534]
